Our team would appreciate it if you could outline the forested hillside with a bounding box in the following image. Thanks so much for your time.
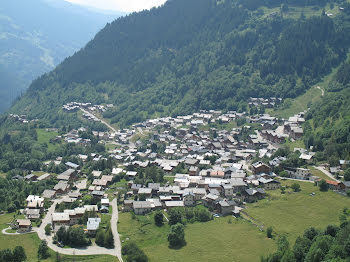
[304,57,350,162]
[0,0,123,112]
[9,0,350,128]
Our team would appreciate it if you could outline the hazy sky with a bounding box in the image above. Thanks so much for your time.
[63,0,167,12]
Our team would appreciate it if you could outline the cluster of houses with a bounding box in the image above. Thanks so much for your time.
[8,114,38,124]
[62,102,113,113]
[122,161,281,216]
[248,97,282,108]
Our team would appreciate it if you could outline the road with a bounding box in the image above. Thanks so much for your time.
[314,166,339,182]
[316,86,325,96]
[34,198,123,261]
[80,108,117,133]
[277,176,314,183]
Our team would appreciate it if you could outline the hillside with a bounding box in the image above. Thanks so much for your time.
[9,0,350,127]
[0,0,124,112]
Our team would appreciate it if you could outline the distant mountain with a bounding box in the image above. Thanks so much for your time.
[10,0,350,128]
[0,0,124,112]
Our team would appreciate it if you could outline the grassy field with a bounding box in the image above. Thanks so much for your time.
[0,213,118,262]
[36,129,59,152]
[270,86,323,119]
[118,212,275,262]
[245,180,350,243]
[308,166,335,181]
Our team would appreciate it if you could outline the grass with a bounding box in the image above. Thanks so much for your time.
[245,180,350,243]
[0,213,118,262]
[284,138,305,151]
[308,166,335,181]
[118,212,275,262]
[36,128,59,152]
[270,86,323,119]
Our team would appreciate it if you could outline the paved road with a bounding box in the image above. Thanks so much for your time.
[34,198,123,261]
[314,166,339,182]
[80,108,117,133]
[277,176,314,183]
[2,227,35,235]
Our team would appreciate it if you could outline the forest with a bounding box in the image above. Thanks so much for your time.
[9,0,350,127]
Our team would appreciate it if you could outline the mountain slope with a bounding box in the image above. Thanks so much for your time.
[0,0,124,112]
[10,0,350,127]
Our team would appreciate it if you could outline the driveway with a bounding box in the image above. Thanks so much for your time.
[314,166,339,182]
[34,198,123,261]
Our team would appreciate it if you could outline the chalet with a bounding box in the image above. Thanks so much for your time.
[101,198,110,207]
[24,174,38,181]
[54,181,69,195]
[123,200,134,211]
[65,162,80,170]
[165,201,184,209]
[26,209,40,220]
[340,160,350,169]
[138,188,152,198]
[230,179,247,192]
[326,180,345,191]
[42,189,56,199]
[37,173,51,181]
[15,219,32,233]
[216,199,237,216]
[252,162,271,175]
[285,167,311,180]
[202,193,220,208]
[133,201,152,215]
[189,166,199,176]
[52,213,70,231]
[183,192,195,206]
[258,178,281,190]
[242,188,265,203]
[222,184,234,197]
[87,218,101,236]
[184,158,199,168]
[57,169,76,182]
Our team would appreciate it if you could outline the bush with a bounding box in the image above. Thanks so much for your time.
[38,240,50,259]
[154,211,164,226]
[168,223,186,248]
[122,242,148,262]
[291,183,301,192]
[266,227,273,238]
[318,180,328,192]
[45,223,51,235]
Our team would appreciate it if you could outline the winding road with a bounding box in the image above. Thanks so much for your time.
[32,198,122,261]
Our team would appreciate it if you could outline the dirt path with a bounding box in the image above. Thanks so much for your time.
[316,86,325,96]
[80,108,117,133]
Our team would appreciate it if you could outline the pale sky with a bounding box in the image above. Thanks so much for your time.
[63,0,167,12]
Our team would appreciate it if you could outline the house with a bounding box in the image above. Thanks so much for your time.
[165,201,184,209]
[340,160,350,170]
[183,192,195,206]
[216,199,237,216]
[326,180,345,191]
[101,198,110,207]
[202,193,220,208]
[15,219,32,233]
[285,167,311,180]
[100,206,109,213]
[37,173,51,181]
[241,188,265,203]
[65,162,80,170]
[189,166,199,176]
[87,218,101,236]
[54,181,69,195]
[57,169,76,182]
[222,184,233,197]
[24,174,38,181]
[133,201,152,215]
[258,178,281,190]
[343,181,350,192]
[123,200,134,212]
[26,209,40,220]
[252,162,271,175]
[52,213,70,231]
[230,179,248,192]
[138,188,152,198]
[184,158,199,168]
[42,189,56,199]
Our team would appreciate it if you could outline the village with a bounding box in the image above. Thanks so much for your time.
[5,100,350,260]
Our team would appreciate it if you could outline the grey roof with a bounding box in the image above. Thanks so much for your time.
[133,201,152,209]
[87,218,101,231]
